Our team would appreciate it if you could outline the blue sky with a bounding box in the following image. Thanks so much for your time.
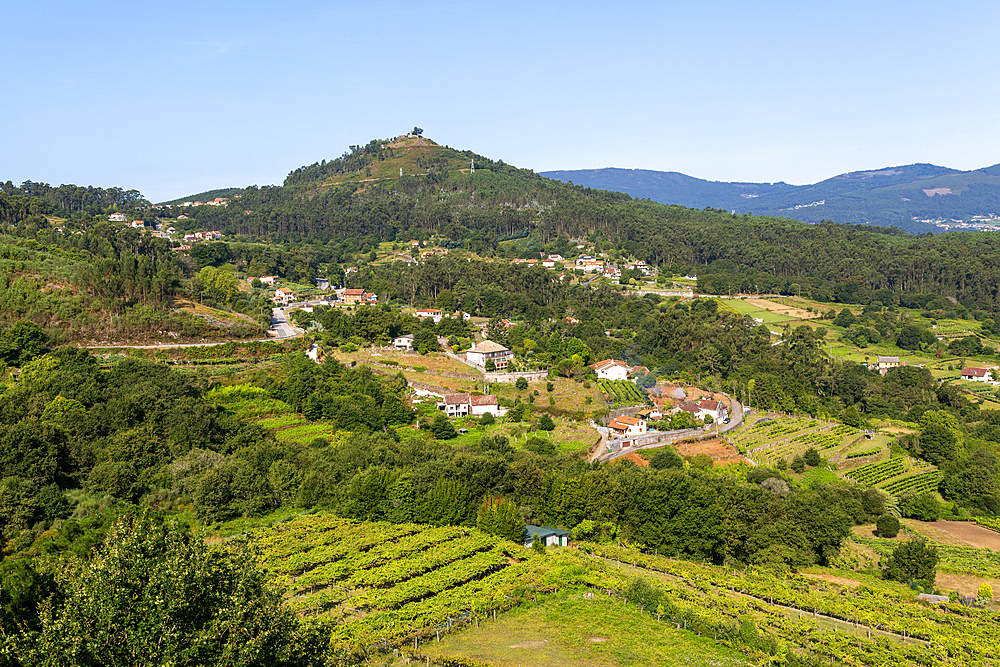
[4,1,1000,202]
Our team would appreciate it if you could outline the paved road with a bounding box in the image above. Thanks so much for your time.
[598,397,744,463]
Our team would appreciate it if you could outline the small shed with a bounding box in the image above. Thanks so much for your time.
[523,526,570,549]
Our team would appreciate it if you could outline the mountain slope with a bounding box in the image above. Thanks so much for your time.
[541,163,1000,233]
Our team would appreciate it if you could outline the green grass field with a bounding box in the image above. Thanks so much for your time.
[420,593,751,667]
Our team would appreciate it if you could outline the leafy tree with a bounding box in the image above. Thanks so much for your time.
[479,412,495,426]
[978,582,993,603]
[536,414,555,431]
[876,514,900,538]
[900,492,941,521]
[476,496,524,542]
[515,377,528,390]
[524,436,556,456]
[884,539,938,588]
[650,447,683,469]
[9,511,313,666]
[418,478,471,525]
[430,413,457,440]
[896,324,924,351]
[803,447,821,467]
[790,455,806,473]
[0,321,49,367]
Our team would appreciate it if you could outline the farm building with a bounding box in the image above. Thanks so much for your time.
[523,526,570,549]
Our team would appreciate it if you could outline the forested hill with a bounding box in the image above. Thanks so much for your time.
[14,135,1000,314]
[541,164,1000,234]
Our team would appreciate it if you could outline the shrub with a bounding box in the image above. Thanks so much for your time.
[884,539,938,588]
[479,412,495,426]
[876,514,901,538]
[650,447,683,469]
[412,365,427,373]
[340,342,358,353]
[790,456,806,473]
[536,414,555,431]
[803,447,821,467]
[978,582,993,603]
[515,377,528,390]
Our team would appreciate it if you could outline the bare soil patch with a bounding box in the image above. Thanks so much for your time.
[935,573,1000,599]
[745,298,819,321]
[674,437,741,465]
[907,520,1000,551]
[509,640,549,649]
[801,573,861,588]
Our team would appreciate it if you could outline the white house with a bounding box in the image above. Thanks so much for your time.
[415,308,444,323]
[393,334,414,351]
[108,213,127,222]
[438,393,472,417]
[260,276,278,286]
[466,341,513,370]
[608,415,647,437]
[637,407,662,420]
[470,395,507,418]
[273,287,295,305]
[591,359,631,381]
[961,367,994,382]
[679,399,727,422]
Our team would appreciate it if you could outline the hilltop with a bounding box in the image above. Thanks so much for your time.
[541,163,1000,234]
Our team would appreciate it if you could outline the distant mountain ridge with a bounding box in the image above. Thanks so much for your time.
[541,163,1000,234]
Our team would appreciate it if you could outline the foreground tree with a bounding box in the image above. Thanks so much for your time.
[5,511,316,666]
[884,539,938,588]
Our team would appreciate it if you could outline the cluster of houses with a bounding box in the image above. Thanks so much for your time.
[183,230,223,243]
[176,197,230,207]
[605,398,728,438]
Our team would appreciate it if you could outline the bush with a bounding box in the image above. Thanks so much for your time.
[650,447,683,469]
[340,342,358,353]
[884,539,938,588]
[479,412,495,426]
[536,413,555,431]
[900,492,941,521]
[876,514,901,538]
[412,365,427,373]
[515,377,528,390]
[790,456,806,473]
[524,436,556,456]
[803,447,821,467]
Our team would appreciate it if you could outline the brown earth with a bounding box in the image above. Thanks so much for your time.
[674,437,742,465]
[907,520,1000,551]
[800,573,861,588]
[745,298,820,321]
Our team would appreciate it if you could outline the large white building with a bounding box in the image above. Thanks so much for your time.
[591,359,631,381]
[466,341,513,370]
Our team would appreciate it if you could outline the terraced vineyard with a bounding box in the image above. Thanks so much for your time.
[598,379,646,406]
[579,542,1000,667]
[251,513,548,652]
[733,417,857,467]
[842,455,940,499]
[845,457,907,485]
[974,516,1000,533]
[204,384,342,445]
[880,470,943,497]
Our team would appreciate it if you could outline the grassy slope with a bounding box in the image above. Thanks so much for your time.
[420,593,750,667]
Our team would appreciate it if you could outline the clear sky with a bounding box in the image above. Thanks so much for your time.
[4,1,1000,202]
